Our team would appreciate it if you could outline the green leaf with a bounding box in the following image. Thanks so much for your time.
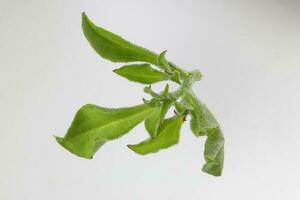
[55,104,153,159]
[182,91,224,176]
[162,84,169,97]
[174,101,185,115]
[82,12,158,64]
[142,98,161,107]
[182,91,219,136]
[144,107,161,138]
[202,127,224,176]
[144,100,172,137]
[170,70,181,84]
[128,116,182,155]
[143,85,160,98]
[113,64,168,84]
[157,50,171,73]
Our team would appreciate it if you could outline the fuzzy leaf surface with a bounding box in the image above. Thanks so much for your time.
[202,127,224,176]
[128,116,182,155]
[82,13,158,64]
[113,64,168,84]
[55,104,153,159]
[182,91,219,136]
[182,91,224,176]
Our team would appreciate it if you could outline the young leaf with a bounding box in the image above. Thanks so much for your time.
[170,70,181,84]
[113,64,168,84]
[162,84,169,97]
[190,69,203,81]
[128,116,182,155]
[55,104,153,159]
[144,100,172,137]
[182,91,219,136]
[174,101,185,114]
[82,13,158,64]
[143,85,160,98]
[157,50,171,73]
[202,127,224,176]
[142,98,161,107]
[144,107,161,138]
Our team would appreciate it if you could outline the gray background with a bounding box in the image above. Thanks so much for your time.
[1,0,300,199]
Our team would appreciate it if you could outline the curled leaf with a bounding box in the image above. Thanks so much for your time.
[142,98,160,107]
[170,70,181,84]
[182,91,224,176]
[128,116,182,155]
[182,91,218,136]
[144,85,160,98]
[55,104,153,159]
[202,127,224,176]
[157,50,171,72]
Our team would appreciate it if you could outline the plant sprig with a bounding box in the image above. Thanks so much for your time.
[55,12,224,176]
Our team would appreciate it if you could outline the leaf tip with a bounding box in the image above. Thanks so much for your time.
[81,12,88,22]
[112,68,119,74]
[54,135,63,144]
[127,144,135,152]
[127,144,145,155]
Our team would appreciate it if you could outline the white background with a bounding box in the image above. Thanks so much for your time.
[1,0,300,199]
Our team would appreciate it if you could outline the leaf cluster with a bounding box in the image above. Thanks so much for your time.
[55,13,224,176]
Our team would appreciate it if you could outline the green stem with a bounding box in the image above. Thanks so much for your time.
[144,60,201,105]
[170,68,202,99]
